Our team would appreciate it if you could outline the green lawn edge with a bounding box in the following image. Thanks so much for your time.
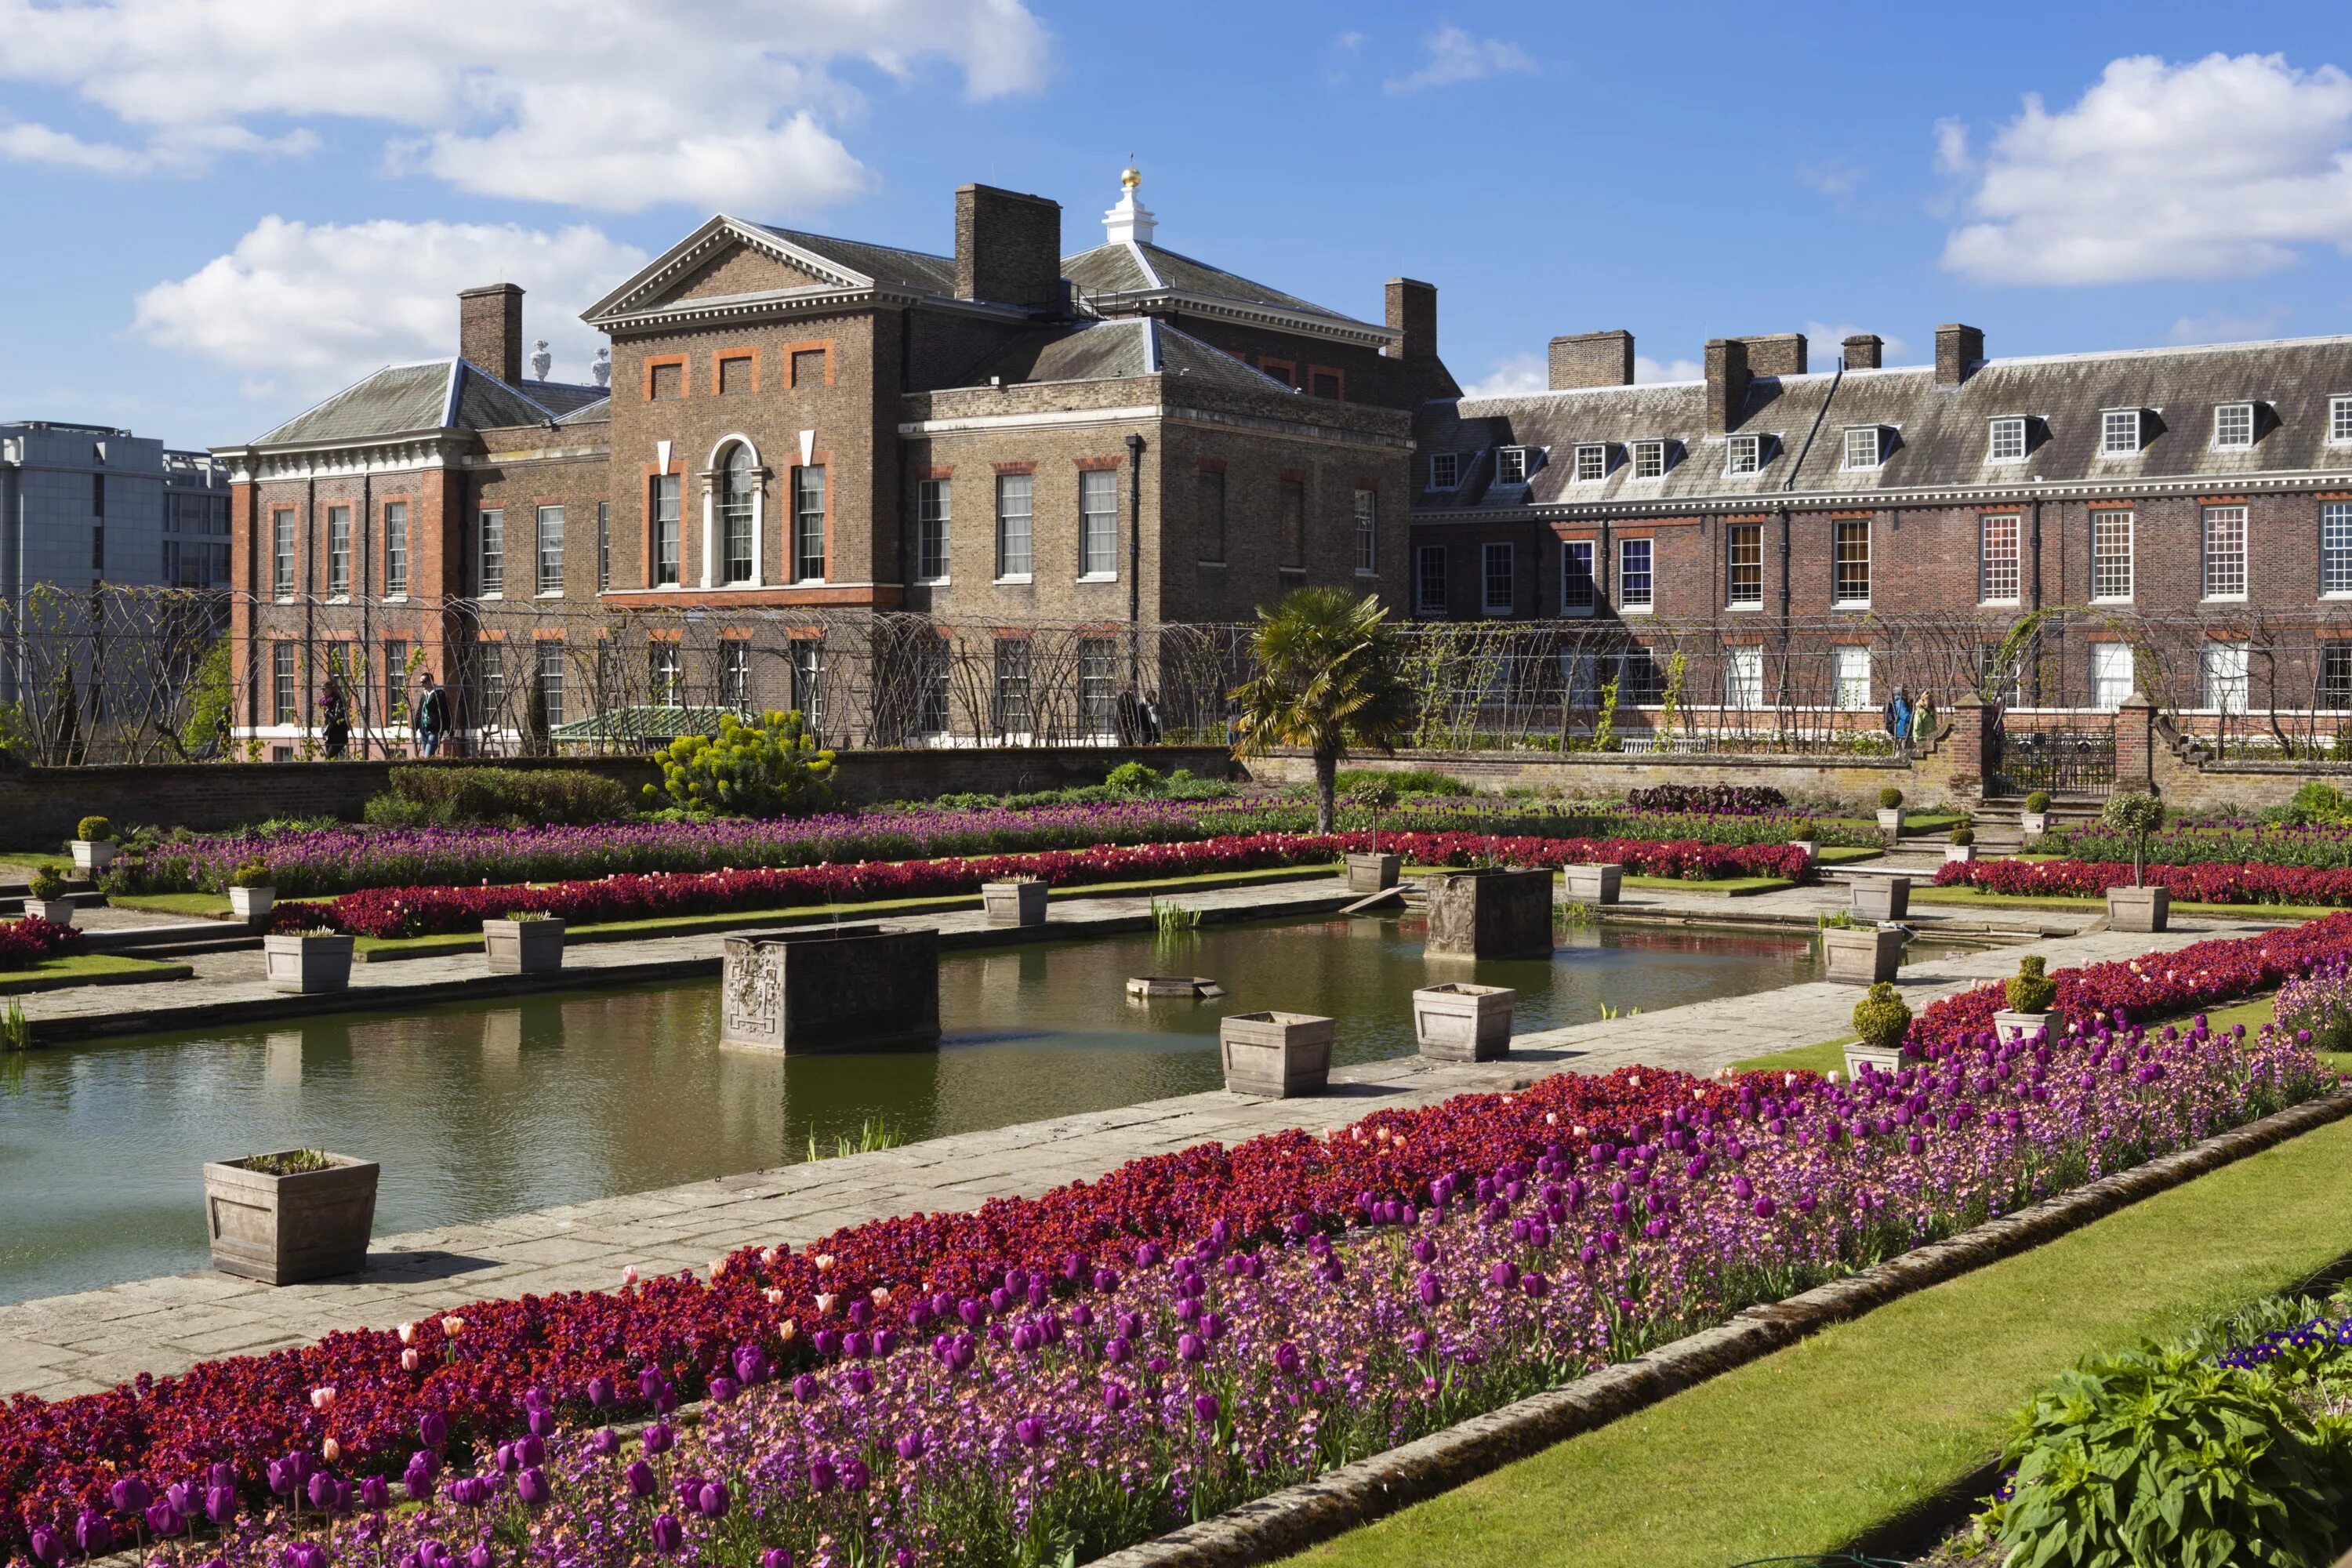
[1909,885,2345,921]
[1285,1109,2352,1568]
[0,953,194,993]
[347,861,1348,959]
[109,891,235,918]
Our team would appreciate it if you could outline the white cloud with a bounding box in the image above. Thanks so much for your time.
[1385,26,1535,94]
[1938,53,2352,285]
[2166,307,2292,345]
[0,0,1049,212]
[1798,158,1864,201]
[1805,321,1911,366]
[1460,353,1547,397]
[132,216,648,397]
[1635,355,1701,384]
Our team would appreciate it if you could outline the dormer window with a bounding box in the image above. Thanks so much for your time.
[1987,416,2028,464]
[1572,443,1608,482]
[2331,395,2352,446]
[1429,451,1461,491]
[1495,445,1537,485]
[2101,408,2145,456]
[1632,440,1668,479]
[2212,402,2256,451]
[1726,434,1763,476]
[1841,426,1884,470]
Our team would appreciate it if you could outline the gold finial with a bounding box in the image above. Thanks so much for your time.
[1120,165,1142,191]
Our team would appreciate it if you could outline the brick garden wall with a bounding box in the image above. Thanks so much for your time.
[0,745,1231,846]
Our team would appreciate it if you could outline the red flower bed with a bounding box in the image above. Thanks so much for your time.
[2,1067,1736,1546]
[1936,856,2352,907]
[0,916,83,970]
[1908,910,2352,1054]
[289,831,1813,940]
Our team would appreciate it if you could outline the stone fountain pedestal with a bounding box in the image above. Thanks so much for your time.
[720,924,941,1052]
[1423,868,1555,959]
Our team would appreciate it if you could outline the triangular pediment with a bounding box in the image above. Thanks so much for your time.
[583,216,876,326]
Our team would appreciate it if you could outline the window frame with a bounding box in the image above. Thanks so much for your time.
[383,500,408,598]
[2212,401,2256,451]
[271,510,295,598]
[1724,644,1764,710]
[1978,513,2022,606]
[1841,426,1882,470]
[1725,521,1763,609]
[2091,510,2134,603]
[1572,443,1607,483]
[535,643,566,731]
[2324,500,2352,598]
[992,638,1033,736]
[325,504,351,598]
[1415,543,1448,615]
[1726,434,1763,477]
[791,464,826,584]
[2323,643,2352,711]
[1077,467,1118,579]
[596,501,610,592]
[717,446,757,587]
[1987,416,2027,464]
[1353,488,1377,575]
[477,507,505,596]
[2100,408,2143,456]
[1495,446,1534,486]
[1832,646,1872,712]
[994,472,1034,581]
[1428,451,1461,492]
[2090,641,2136,713]
[272,642,297,727]
[2200,503,2249,601]
[1481,541,1515,617]
[1560,539,1595,615]
[2331,394,2352,447]
[1832,518,1871,608]
[2199,638,2250,714]
[719,642,752,713]
[790,641,826,736]
[652,475,681,588]
[535,504,564,597]
[1616,536,1653,613]
[916,478,951,583]
[1632,440,1667,480]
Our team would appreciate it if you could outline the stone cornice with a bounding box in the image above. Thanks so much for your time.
[1088,291,1398,351]
[212,434,470,485]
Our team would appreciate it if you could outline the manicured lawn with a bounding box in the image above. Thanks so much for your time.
[1909,884,2343,921]
[1284,1110,2352,1568]
[108,891,235,918]
[348,861,1348,959]
[1620,875,1795,897]
[0,953,194,992]
[1726,1037,1851,1076]
[1816,845,1884,866]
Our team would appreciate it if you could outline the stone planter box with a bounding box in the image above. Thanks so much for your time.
[1219,1011,1334,1098]
[1412,982,1515,1062]
[22,896,74,926]
[228,885,276,924]
[720,923,940,1052]
[1344,852,1401,894]
[1788,840,1819,872]
[1125,975,1225,1000]
[1821,924,1906,985]
[484,916,565,975]
[1561,863,1623,906]
[1842,1042,1913,1080]
[1424,868,1554,960]
[981,879,1050,926]
[2021,811,2049,837]
[202,1151,379,1285]
[2107,884,2170,933]
[1944,844,1977,864]
[71,839,114,874]
[1850,877,1911,921]
[1994,1008,2056,1045]
[1875,808,1903,840]
[263,932,356,994]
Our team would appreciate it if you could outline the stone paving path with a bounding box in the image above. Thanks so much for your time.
[0,873,2275,1400]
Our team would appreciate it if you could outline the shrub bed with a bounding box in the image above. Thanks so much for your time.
[1935,855,2352,907]
[2038,819,2352,870]
[0,916,82,971]
[3,986,2325,1564]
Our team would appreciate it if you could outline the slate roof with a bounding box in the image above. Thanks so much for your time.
[755,226,960,296]
[1062,240,1370,328]
[952,318,1298,394]
[1414,334,2352,514]
[245,360,604,447]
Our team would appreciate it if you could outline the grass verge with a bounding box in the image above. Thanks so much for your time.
[1621,874,1795,897]
[0,953,194,993]
[108,891,235,918]
[1283,1109,2352,1568]
[347,862,1346,960]
[1909,885,2343,921]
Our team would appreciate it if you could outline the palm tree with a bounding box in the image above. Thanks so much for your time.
[1230,587,1414,833]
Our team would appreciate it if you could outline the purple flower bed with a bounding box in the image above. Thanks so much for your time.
[76,1012,2326,1568]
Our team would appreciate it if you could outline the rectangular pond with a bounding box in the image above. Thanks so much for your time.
[0,913,1973,1305]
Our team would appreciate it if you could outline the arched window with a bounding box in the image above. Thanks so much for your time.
[719,445,757,585]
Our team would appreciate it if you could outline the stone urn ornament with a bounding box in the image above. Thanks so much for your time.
[69,815,116,875]
[21,863,74,927]
[1993,953,2058,1044]
[227,857,275,926]
[1875,787,1904,841]
[1842,981,1914,1077]
[2100,790,2169,933]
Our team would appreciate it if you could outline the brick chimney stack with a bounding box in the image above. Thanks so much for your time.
[459,284,524,384]
[1385,278,1438,361]
[1936,323,1986,386]
[1734,333,1807,378]
[1842,333,1884,370]
[1548,330,1634,390]
[956,184,1064,314]
[1704,338,1752,434]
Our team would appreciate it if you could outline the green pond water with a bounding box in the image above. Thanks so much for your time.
[0,913,1967,1305]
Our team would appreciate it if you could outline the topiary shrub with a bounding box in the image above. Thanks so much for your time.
[26,864,66,900]
[1950,825,1975,846]
[1878,787,1904,811]
[645,710,835,818]
[1851,982,1911,1050]
[2005,954,2057,1014]
[228,857,272,890]
[1790,820,1820,843]
[75,815,113,842]
[1102,761,1165,797]
[2024,790,2052,814]
[2101,790,2167,886]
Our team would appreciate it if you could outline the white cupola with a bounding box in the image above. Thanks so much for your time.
[1103,166,1156,245]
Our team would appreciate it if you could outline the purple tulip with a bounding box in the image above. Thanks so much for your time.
[586,1374,614,1407]
[418,1410,449,1448]
[895,1431,926,1461]
[623,1460,655,1498]
[1273,1341,1303,1376]
[1103,1381,1132,1412]
[146,1502,186,1538]
[695,1480,729,1518]
[111,1477,154,1514]
[1415,1269,1442,1308]
[468,1544,493,1568]
[75,1510,112,1555]
[205,1484,239,1525]
[359,1476,390,1512]
[590,1426,621,1457]
[29,1526,62,1565]
[763,1553,794,1568]
[706,1374,739,1405]
[792,1372,821,1403]
[527,1406,557,1437]
[1014,1416,1046,1447]
[807,1457,837,1494]
[841,1457,871,1490]
[510,1465,548,1507]
[1177,1332,1206,1363]
[1192,1392,1221,1422]
[643,1421,675,1455]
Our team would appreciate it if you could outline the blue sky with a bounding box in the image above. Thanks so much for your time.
[5,1,2352,448]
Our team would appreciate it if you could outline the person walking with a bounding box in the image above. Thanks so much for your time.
[1114,682,1143,746]
[1911,690,1937,746]
[1140,688,1163,745]
[319,678,350,760]
[413,673,449,758]
[1882,684,1911,748]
